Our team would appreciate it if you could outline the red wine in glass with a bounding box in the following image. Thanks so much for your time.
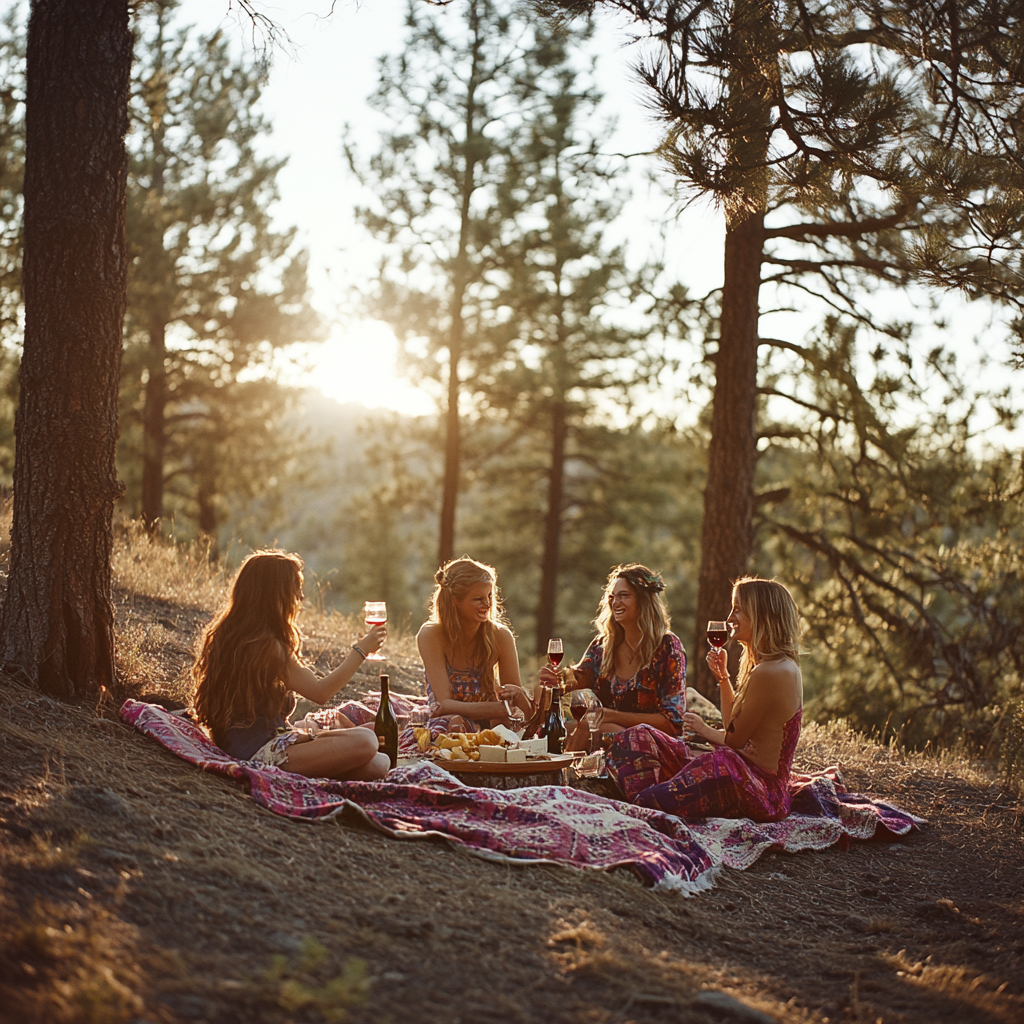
[547,638,564,667]
[570,704,587,722]
[706,620,728,650]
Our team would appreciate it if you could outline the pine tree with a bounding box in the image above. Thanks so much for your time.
[538,0,1024,695]
[121,0,321,543]
[0,0,132,697]
[347,0,556,567]
[476,24,676,653]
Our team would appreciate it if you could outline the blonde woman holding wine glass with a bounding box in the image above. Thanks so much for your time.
[417,557,533,733]
[540,563,687,749]
[607,576,803,822]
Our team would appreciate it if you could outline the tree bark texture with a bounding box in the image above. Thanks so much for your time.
[141,318,166,530]
[437,336,461,567]
[0,0,132,698]
[691,212,764,700]
[535,399,567,655]
[691,0,773,700]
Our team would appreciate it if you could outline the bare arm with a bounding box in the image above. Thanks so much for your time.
[286,622,386,706]
[495,628,533,713]
[600,708,672,731]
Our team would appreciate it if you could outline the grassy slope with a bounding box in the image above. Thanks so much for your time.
[0,524,1021,1024]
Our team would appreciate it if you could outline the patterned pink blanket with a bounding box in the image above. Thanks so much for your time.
[120,700,924,893]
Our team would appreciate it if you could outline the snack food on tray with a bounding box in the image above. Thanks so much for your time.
[412,726,551,764]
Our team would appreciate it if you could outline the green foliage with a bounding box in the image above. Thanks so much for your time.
[758,318,1024,754]
[0,6,22,349]
[0,7,23,484]
[119,0,323,542]
[462,420,705,656]
[260,938,369,1023]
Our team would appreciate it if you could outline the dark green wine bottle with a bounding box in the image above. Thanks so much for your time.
[374,672,399,769]
[545,684,566,754]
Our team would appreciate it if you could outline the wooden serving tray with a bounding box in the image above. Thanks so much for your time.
[433,753,574,775]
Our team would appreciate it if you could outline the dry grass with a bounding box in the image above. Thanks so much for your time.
[0,519,1021,1024]
[109,519,425,707]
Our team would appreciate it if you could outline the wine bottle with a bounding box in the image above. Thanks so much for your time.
[545,684,566,754]
[521,686,551,740]
[374,672,399,769]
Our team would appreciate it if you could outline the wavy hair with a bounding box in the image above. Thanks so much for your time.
[732,576,801,712]
[190,550,305,749]
[428,556,506,701]
[590,563,670,678]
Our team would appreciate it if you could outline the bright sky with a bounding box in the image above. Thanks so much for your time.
[175,0,721,416]
[3,0,1012,436]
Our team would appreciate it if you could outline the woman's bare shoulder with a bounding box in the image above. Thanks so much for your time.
[417,621,442,645]
[748,657,802,689]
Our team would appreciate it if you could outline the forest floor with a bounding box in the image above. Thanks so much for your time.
[0,524,1022,1024]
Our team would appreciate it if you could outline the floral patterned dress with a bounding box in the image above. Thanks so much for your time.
[607,708,803,822]
[572,632,687,736]
[423,659,488,735]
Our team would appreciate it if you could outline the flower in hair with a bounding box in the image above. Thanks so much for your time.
[623,568,665,593]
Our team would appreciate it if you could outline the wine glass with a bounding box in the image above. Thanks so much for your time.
[547,637,564,668]
[363,601,387,661]
[569,689,601,750]
[503,699,526,734]
[706,620,728,651]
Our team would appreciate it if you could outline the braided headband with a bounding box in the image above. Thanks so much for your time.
[617,568,665,593]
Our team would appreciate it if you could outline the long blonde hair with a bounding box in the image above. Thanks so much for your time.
[590,563,670,678]
[732,576,801,712]
[190,550,305,749]
[428,556,507,701]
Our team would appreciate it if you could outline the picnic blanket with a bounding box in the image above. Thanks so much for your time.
[120,700,924,893]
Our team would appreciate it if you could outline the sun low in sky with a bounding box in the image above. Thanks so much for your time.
[277,321,437,414]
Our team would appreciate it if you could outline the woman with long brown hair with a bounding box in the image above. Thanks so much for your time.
[607,576,803,822]
[417,557,532,731]
[539,564,687,743]
[190,550,389,780]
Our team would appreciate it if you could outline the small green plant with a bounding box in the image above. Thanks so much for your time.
[261,937,369,1023]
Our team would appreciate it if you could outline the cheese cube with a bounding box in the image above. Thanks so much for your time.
[505,748,528,763]
[478,745,507,762]
[516,737,548,756]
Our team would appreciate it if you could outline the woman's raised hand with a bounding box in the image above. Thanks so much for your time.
[706,647,728,683]
[539,662,560,687]
[359,621,387,655]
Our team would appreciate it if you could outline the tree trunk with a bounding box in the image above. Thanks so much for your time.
[141,317,166,531]
[535,399,567,654]
[0,0,132,699]
[690,0,773,701]
[437,337,460,567]
[692,213,764,699]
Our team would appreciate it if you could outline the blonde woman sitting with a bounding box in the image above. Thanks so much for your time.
[608,576,803,822]
[417,557,533,733]
[539,563,687,747]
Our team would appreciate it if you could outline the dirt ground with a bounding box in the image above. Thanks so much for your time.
[0,588,1022,1024]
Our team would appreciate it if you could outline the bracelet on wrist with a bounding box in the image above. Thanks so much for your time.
[352,644,367,660]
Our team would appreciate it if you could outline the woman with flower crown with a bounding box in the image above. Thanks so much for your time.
[540,563,686,744]
[417,556,534,733]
